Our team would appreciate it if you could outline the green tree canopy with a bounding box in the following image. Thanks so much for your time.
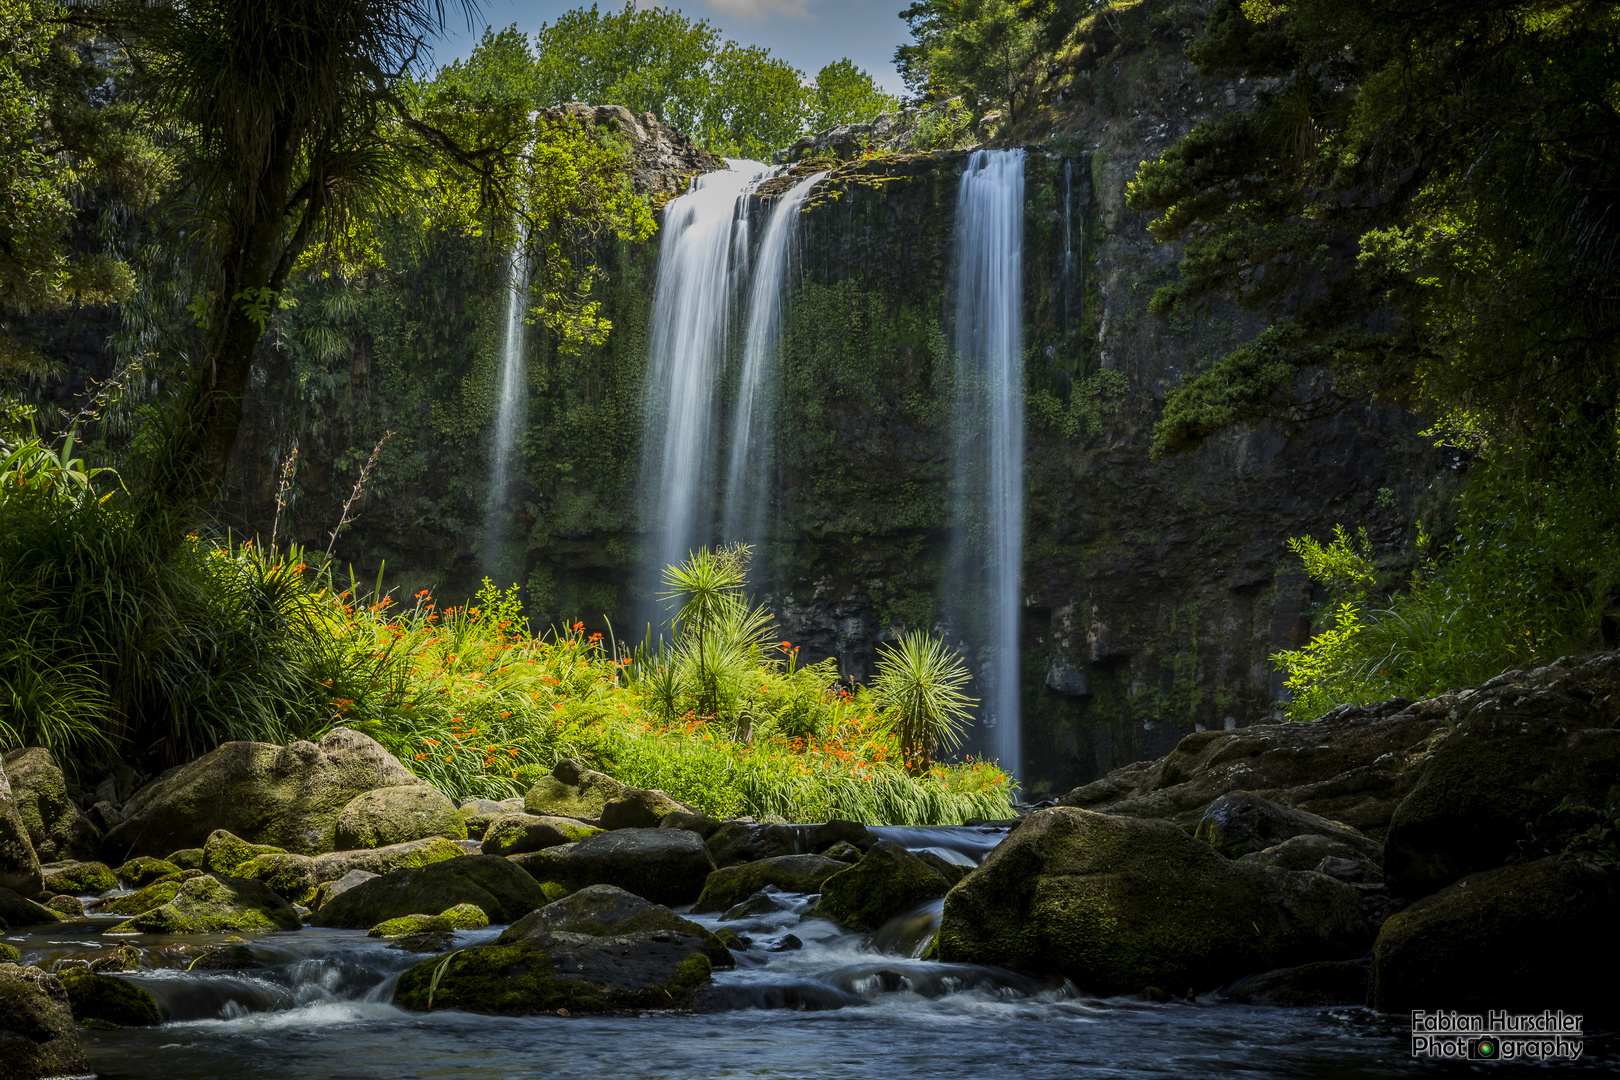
[809,59,900,132]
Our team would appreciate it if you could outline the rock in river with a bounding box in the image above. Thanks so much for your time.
[692,855,849,914]
[514,828,716,906]
[334,784,466,849]
[0,963,88,1079]
[311,855,547,928]
[111,873,302,934]
[812,841,951,931]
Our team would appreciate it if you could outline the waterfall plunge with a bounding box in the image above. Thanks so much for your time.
[484,238,528,578]
[948,149,1026,781]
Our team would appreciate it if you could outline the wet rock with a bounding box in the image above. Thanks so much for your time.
[812,841,951,930]
[480,813,601,857]
[179,942,256,970]
[42,896,83,917]
[1242,833,1379,879]
[766,933,803,952]
[714,927,749,951]
[308,868,377,910]
[334,784,466,849]
[164,847,205,870]
[937,808,1373,995]
[395,928,713,1015]
[801,819,875,853]
[522,760,626,826]
[705,821,796,867]
[101,727,418,860]
[309,835,465,882]
[821,841,863,863]
[513,883,733,968]
[1224,960,1370,1006]
[113,873,302,934]
[0,762,42,898]
[691,855,848,914]
[720,889,791,921]
[114,856,181,889]
[310,855,547,928]
[95,871,200,916]
[0,944,17,962]
[1371,855,1620,1017]
[1,748,100,862]
[458,798,525,840]
[234,852,317,903]
[202,830,287,875]
[659,810,721,838]
[55,967,164,1027]
[40,861,116,896]
[599,788,695,831]
[0,887,60,927]
[913,851,970,886]
[1195,792,1381,862]
[0,963,89,1078]
[514,828,716,907]
[368,902,490,938]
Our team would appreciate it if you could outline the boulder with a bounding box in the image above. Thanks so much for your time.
[1225,961,1370,1006]
[202,830,286,875]
[513,828,716,907]
[0,763,42,898]
[100,727,418,860]
[0,944,16,962]
[801,819,876,853]
[1195,792,1382,862]
[40,861,116,896]
[522,760,626,826]
[1,748,99,862]
[705,821,796,867]
[0,887,59,928]
[309,836,464,882]
[659,810,721,838]
[480,813,601,857]
[309,869,376,911]
[506,883,731,968]
[368,902,490,938]
[599,788,694,831]
[458,798,526,840]
[114,856,181,889]
[310,855,547,928]
[112,873,302,934]
[692,855,849,914]
[165,848,205,870]
[55,967,164,1026]
[914,851,970,886]
[394,928,712,1015]
[821,841,863,863]
[811,841,951,930]
[1385,656,1620,897]
[936,808,1374,995]
[43,896,83,917]
[333,785,466,849]
[0,963,88,1079]
[1244,834,1382,882]
[96,871,200,916]
[1370,855,1620,1018]
[234,853,318,903]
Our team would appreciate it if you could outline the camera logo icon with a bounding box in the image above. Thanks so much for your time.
[1468,1037,1500,1061]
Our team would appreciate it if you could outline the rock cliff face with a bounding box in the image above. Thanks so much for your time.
[218,17,1444,796]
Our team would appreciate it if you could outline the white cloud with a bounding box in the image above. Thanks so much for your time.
[699,0,820,20]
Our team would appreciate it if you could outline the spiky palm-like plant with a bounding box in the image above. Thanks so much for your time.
[873,630,976,775]
[660,544,775,735]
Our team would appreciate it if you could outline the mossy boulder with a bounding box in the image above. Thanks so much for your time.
[100,728,418,860]
[97,871,200,916]
[1370,855,1620,1018]
[0,963,89,1079]
[513,828,716,906]
[507,884,733,969]
[165,848,205,870]
[333,785,465,850]
[458,798,526,840]
[0,761,43,898]
[114,857,182,889]
[40,861,117,896]
[480,813,601,857]
[310,855,547,928]
[1244,834,1381,882]
[811,841,950,930]
[112,873,302,934]
[705,821,796,867]
[234,853,318,903]
[55,967,163,1027]
[1225,960,1370,1006]
[821,841,863,863]
[522,759,626,826]
[1195,792,1381,862]
[936,807,1374,996]
[914,851,970,886]
[308,869,376,910]
[0,944,17,962]
[368,902,490,938]
[2,748,100,862]
[394,929,713,1015]
[43,895,83,917]
[598,788,694,831]
[659,810,721,838]
[802,819,876,853]
[0,887,60,927]
[692,855,849,914]
[202,830,286,876]
[310,836,464,882]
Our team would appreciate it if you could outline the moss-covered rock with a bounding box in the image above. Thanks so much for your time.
[506,883,733,969]
[393,929,712,1015]
[913,851,970,886]
[480,813,601,857]
[310,836,464,882]
[705,821,796,868]
[598,788,694,831]
[522,760,626,826]
[0,943,17,962]
[0,963,89,1078]
[802,819,876,853]
[40,861,117,896]
[202,830,287,876]
[458,798,526,840]
[55,966,164,1027]
[333,785,465,850]
[1195,792,1382,862]
[112,873,302,934]
[368,902,489,938]
[165,848,205,870]
[0,886,60,927]
[1370,855,1620,1018]
[821,841,863,863]
[1225,961,1370,1006]
[100,728,418,861]
[234,853,318,903]
[936,807,1374,995]
[97,871,200,916]
[811,841,950,930]
[0,761,43,898]
[692,855,848,914]
[310,855,547,928]
[114,856,182,889]
[513,828,716,906]
[1243,834,1381,882]
[43,895,83,917]
[658,810,721,839]
[1,748,100,862]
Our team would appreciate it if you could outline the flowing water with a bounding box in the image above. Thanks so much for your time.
[13,827,1593,1080]
[947,149,1027,780]
[484,236,529,581]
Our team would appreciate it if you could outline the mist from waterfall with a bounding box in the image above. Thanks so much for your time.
[947,149,1026,781]
[484,236,528,580]
[722,170,827,562]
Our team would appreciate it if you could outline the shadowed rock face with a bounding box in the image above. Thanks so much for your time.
[513,828,716,907]
[0,963,88,1079]
[505,883,733,969]
[310,855,548,928]
[0,763,42,897]
[2,748,100,862]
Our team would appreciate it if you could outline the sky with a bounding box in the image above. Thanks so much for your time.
[428,0,915,95]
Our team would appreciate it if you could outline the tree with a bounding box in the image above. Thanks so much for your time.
[873,629,975,774]
[808,59,899,132]
[894,0,956,104]
[929,0,1039,124]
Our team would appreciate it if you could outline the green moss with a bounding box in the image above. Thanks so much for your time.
[100,872,197,916]
[202,830,286,876]
[235,853,317,904]
[164,848,205,870]
[0,942,19,961]
[56,967,163,1027]
[810,842,949,931]
[41,862,117,895]
[112,874,302,934]
[115,857,182,888]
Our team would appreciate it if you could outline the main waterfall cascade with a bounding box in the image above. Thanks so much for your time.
[947,149,1027,781]
[484,235,529,579]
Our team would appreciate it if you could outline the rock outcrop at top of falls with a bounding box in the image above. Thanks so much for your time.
[543,103,723,201]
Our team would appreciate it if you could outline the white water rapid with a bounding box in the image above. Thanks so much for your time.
[484,235,528,578]
[948,149,1026,781]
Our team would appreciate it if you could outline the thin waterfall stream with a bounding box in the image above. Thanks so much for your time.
[483,235,528,579]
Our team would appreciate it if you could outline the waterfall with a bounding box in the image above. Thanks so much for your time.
[722,170,827,560]
[947,149,1026,780]
[638,160,769,629]
[484,236,528,579]
[1062,159,1073,332]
